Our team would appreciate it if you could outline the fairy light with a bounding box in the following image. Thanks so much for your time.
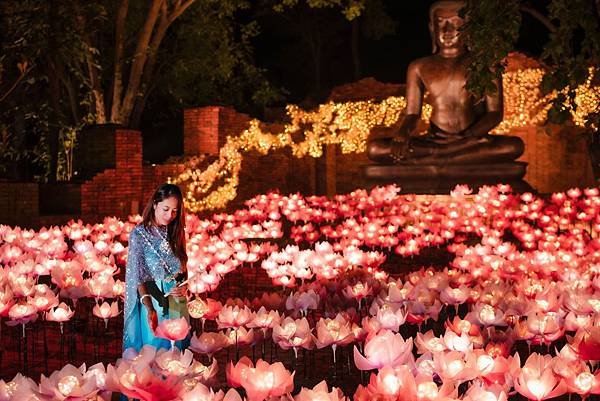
[172,67,599,213]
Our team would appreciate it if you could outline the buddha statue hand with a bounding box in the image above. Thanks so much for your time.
[390,136,411,164]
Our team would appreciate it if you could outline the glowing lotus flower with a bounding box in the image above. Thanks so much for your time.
[92,301,120,328]
[8,274,35,298]
[154,317,191,346]
[7,303,37,326]
[354,365,416,401]
[570,326,600,361]
[514,353,567,401]
[524,312,565,345]
[226,357,294,401]
[181,382,225,401]
[0,292,15,318]
[154,347,218,384]
[342,281,372,306]
[439,285,469,306]
[0,373,38,401]
[415,330,447,354]
[248,306,281,331]
[105,346,186,401]
[38,363,101,400]
[463,383,508,401]
[190,332,230,356]
[46,302,74,323]
[187,298,222,321]
[315,314,354,348]
[443,330,473,352]
[468,303,506,327]
[272,317,313,356]
[285,290,319,315]
[564,369,600,397]
[294,380,348,401]
[28,285,59,313]
[372,304,407,332]
[225,327,258,347]
[216,305,253,329]
[433,350,478,384]
[353,329,413,370]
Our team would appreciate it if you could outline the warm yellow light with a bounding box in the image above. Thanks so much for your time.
[172,67,599,213]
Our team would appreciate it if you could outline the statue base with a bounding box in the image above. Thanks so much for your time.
[362,162,534,193]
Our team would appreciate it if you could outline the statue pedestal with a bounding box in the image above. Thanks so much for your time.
[362,162,533,193]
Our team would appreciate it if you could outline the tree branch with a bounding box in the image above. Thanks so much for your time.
[519,4,557,33]
[0,65,32,104]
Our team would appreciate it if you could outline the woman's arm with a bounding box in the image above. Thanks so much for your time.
[138,283,158,330]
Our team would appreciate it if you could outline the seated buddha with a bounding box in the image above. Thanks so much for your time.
[365,1,528,190]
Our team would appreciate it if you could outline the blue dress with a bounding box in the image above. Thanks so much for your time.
[123,224,190,353]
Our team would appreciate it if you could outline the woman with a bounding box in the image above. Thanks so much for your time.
[123,183,190,352]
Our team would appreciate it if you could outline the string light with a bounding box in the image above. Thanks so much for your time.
[171,67,599,213]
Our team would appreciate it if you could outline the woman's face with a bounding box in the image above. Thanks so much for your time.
[153,196,179,226]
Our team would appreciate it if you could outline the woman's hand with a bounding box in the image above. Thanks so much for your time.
[169,283,188,298]
[147,309,158,331]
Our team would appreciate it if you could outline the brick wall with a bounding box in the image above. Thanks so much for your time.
[512,125,594,193]
[142,162,188,210]
[80,129,143,221]
[0,183,39,226]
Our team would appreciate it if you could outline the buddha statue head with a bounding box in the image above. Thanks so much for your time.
[428,0,467,55]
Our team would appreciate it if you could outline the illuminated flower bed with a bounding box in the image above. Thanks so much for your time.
[1,184,599,400]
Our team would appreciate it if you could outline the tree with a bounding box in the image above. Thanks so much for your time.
[0,0,279,180]
[463,0,600,127]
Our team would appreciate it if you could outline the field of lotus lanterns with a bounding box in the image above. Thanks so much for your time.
[1,184,600,401]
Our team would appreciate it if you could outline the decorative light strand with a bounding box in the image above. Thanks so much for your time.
[171,67,599,213]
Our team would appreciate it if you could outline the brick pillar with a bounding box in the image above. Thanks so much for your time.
[184,106,251,156]
[79,127,143,220]
[183,107,221,156]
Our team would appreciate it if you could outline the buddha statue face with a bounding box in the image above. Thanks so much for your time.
[429,1,467,55]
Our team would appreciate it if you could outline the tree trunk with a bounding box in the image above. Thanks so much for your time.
[117,0,163,126]
[110,0,129,123]
[351,18,361,81]
[46,0,62,183]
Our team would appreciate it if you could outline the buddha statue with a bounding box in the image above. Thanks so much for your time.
[364,0,529,192]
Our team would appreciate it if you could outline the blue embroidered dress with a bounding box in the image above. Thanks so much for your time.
[123,224,190,352]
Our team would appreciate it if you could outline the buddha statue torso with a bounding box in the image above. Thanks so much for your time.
[366,0,524,166]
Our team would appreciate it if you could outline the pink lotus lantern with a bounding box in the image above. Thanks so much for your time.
[226,357,294,401]
[216,305,253,329]
[354,365,416,401]
[570,326,600,361]
[106,348,186,401]
[92,301,120,328]
[272,317,314,358]
[0,373,39,400]
[353,329,413,370]
[38,363,101,401]
[190,331,230,357]
[373,304,407,332]
[181,382,225,401]
[46,302,74,333]
[154,317,191,349]
[564,369,600,398]
[315,314,354,363]
[294,380,348,401]
[7,303,37,336]
[514,353,567,401]
[249,306,281,333]
[433,350,478,385]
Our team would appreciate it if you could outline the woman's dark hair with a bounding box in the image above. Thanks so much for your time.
[141,183,188,266]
